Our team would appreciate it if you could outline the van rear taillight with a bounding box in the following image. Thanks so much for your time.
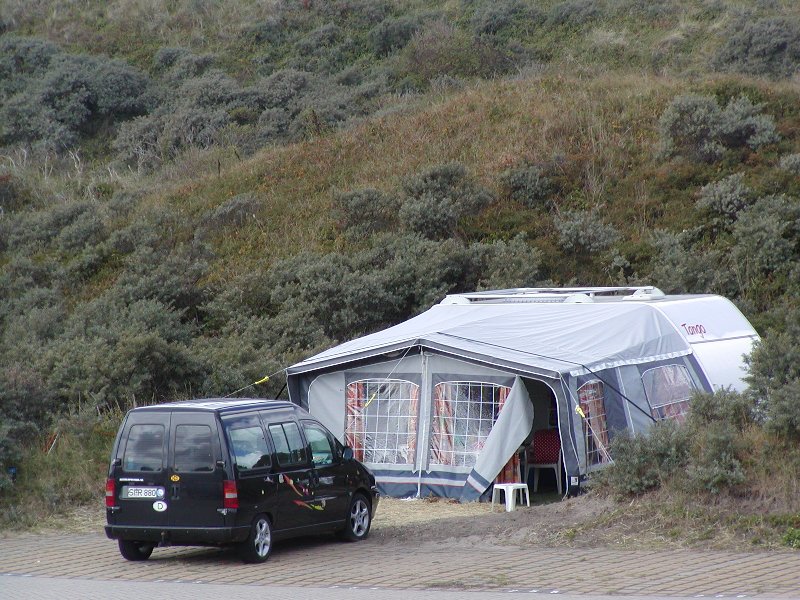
[223,480,239,509]
[105,478,115,507]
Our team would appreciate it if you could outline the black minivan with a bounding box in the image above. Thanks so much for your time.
[105,398,379,562]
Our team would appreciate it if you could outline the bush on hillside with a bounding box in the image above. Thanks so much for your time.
[547,0,602,27]
[713,17,800,78]
[746,309,800,442]
[718,95,780,150]
[499,164,552,208]
[39,296,202,411]
[731,194,800,279]
[369,15,423,55]
[399,163,493,239]
[196,193,263,241]
[554,208,620,253]
[470,0,537,36]
[0,48,152,151]
[696,173,753,228]
[332,188,400,238]
[472,234,542,290]
[659,94,778,163]
[778,153,800,175]
[397,21,513,84]
[592,420,691,496]
[648,229,733,295]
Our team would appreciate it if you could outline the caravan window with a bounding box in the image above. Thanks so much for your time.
[578,380,611,466]
[429,381,511,468]
[642,365,694,424]
[345,379,419,465]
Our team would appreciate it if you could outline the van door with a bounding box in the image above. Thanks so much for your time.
[301,420,350,526]
[264,419,315,533]
[111,414,170,529]
[221,413,278,529]
[167,412,226,529]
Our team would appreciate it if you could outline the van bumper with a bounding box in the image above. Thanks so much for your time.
[105,525,250,545]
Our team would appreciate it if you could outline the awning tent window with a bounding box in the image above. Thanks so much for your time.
[642,364,694,423]
[578,380,610,466]
[345,379,419,465]
[430,381,510,468]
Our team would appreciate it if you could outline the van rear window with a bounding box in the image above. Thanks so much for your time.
[174,425,214,472]
[123,424,165,471]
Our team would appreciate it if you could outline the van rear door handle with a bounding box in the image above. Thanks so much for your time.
[170,484,180,499]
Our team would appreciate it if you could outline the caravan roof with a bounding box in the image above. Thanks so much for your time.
[287,287,759,390]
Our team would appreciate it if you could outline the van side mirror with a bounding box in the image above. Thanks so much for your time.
[342,447,354,461]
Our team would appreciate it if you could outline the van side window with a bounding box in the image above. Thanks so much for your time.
[302,421,337,466]
[174,425,214,472]
[124,424,165,471]
[224,416,272,472]
[268,422,308,467]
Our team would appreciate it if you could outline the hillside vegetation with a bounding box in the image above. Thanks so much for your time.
[2,0,800,539]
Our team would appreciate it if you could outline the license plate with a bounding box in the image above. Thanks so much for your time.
[121,485,164,500]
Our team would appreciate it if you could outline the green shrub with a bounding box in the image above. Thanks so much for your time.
[197,192,263,236]
[369,15,423,55]
[685,421,746,494]
[658,94,778,163]
[783,527,800,549]
[470,0,535,36]
[554,208,619,253]
[713,17,800,78]
[648,229,734,295]
[499,164,552,208]
[399,162,493,239]
[746,307,800,442]
[0,50,152,151]
[696,173,753,228]
[111,245,210,313]
[688,389,757,433]
[472,234,542,290]
[547,0,602,27]
[40,297,202,411]
[778,153,800,175]
[732,194,800,278]
[332,188,400,238]
[659,94,725,162]
[397,21,513,83]
[593,421,691,496]
[717,95,780,150]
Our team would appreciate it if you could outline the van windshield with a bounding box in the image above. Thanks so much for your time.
[123,424,164,471]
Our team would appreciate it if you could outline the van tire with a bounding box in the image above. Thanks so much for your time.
[238,514,273,563]
[339,493,371,542]
[118,540,154,561]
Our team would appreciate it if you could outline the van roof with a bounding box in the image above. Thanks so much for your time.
[130,398,296,414]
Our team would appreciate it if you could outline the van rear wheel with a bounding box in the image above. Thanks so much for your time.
[118,540,154,561]
[238,514,272,563]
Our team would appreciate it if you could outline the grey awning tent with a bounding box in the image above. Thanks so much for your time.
[286,287,759,499]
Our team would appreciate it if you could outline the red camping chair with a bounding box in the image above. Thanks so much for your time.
[525,428,562,495]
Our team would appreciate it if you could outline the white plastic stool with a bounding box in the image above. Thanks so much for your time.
[491,483,530,512]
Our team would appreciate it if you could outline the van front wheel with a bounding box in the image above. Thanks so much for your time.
[238,515,272,563]
[339,493,371,542]
[118,540,154,561]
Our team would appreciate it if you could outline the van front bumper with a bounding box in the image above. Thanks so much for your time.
[105,524,250,545]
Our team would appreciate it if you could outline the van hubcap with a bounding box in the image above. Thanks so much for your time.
[349,499,369,537]
[254,519,271,556]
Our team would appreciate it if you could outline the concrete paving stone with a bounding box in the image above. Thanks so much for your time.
[1,532,800,597]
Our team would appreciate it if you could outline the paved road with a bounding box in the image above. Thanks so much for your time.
[1,531,799,599]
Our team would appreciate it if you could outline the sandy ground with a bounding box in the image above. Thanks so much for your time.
[5,493,785,552]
